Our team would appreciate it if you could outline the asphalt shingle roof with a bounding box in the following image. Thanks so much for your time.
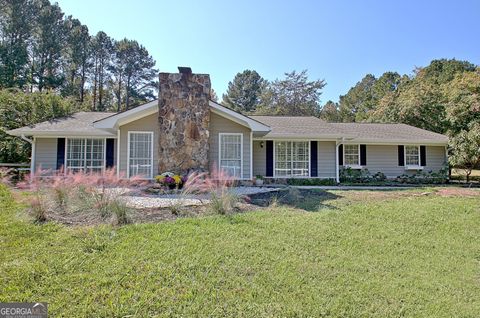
[330,123,449,143]
[249,116,347,138]
[7,112,115,136]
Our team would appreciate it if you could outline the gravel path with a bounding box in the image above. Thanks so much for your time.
[119,186,281,209]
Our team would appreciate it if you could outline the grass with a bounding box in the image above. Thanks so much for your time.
[1,185,480,317]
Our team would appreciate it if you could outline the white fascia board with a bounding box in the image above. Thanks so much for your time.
[253,135,352,140]
[93,100,159,129]
[209,101,271,133]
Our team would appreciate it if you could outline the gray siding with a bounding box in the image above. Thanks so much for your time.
[33,137,117,174]
[209,112,251,179]
[318,141,336,178]
[359,145,447,178]
[252,140,336,179]
[34,138,57,172]
[252,141,266,176]
[119,113,160,177]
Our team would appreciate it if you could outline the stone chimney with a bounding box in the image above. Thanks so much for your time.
[158,67,211,174]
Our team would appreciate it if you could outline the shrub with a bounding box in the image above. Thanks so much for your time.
[19,168,145,224]
[182,168,240,215]
[340,168,371,183]
[286,178,336,186]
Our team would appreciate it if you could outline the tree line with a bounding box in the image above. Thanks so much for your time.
[222,59,480,179]
[0,0,158,111]
[0,0,158,163]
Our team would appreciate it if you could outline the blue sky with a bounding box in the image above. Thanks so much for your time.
[56,0,480,103]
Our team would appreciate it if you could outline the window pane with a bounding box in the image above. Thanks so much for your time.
[220,134,242,178]
[129,133,153,178]
[66,138,105,172]
[344,145,359,165]
[275,141,309,177]
[405,146,419,165]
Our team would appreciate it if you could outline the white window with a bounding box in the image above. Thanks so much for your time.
[274,141,309,177]
[405,145,420,166]
[344,144,360,166]
[128,132,153,179]
[219,133,243,178]
[66,138,105,173]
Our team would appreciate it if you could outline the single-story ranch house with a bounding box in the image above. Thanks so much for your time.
[7,67,449,183]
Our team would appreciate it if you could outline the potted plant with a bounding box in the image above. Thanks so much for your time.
[255,175,264,186]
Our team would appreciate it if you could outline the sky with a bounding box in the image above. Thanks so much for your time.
[56,0,480,103]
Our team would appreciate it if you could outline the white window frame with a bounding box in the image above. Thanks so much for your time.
[404,145,423,170]
[127,131,154,179]
[343,144,362,169]
[218,133,243,179]
[273,140,310,178]
[64,138,106,173]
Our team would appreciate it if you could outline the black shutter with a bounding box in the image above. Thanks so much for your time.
[310,141,318,177]
[338,144,343,166]
[56,138,65,170]
[106,139,115,168]
[398,145,405,166]
[420,145,426,166]
[360,144,367,166]
[266,140,273,177]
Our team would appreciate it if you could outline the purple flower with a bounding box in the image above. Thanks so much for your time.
[164,176,174,184]
[181,176,188,183]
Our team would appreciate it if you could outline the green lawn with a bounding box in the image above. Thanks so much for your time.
[1,185,479,317]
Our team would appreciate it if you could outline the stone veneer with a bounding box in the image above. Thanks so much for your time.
[158,69,211,174]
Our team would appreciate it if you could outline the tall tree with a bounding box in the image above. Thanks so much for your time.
[90,31,114,110]
[31,0,66,91]
[63,17,90,102]
[449,123,480,183]
[0,0,35,88]
[338,74,377,122]
[320,100,341,122]
[222,70,266,113]
[256,70,325,116]
[111,38,157,111]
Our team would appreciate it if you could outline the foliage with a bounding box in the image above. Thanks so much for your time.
[0,88,80,162]
[319,100,341,122]
[0,0,158,110]
[449,123,480,183]
[396,168,449,184]
[182,168,240,215]
[256,70,326,116]
[340,167,448,184]
[18,168,143,225]
[286,178,336,186]
[1,187,480,316]
[222,69,266,113]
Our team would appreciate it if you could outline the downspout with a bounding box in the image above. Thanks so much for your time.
[21,134,34,178]
[116,128,120,178]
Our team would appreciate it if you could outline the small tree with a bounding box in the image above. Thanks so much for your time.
[449,123,480,183]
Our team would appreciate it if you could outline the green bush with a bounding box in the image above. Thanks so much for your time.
[286,178,336,186]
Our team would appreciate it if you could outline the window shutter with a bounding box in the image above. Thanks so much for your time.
[398,145,405,166]
[266,140,273,177]
[338,144,343,166]
[420,145,426,166]
[310,141,318,177]
[360,144,367,166]
[56,138,65,170]
[106,139,115,168]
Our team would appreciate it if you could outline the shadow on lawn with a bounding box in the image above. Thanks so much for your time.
[248,188,341,212]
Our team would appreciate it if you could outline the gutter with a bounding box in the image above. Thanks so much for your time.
[20,134,33,144]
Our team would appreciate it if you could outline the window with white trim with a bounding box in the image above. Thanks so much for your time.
[274,141,309,177]
[405,145,420,166]
[219,133,242,178]
[344,144,360,166]
[128,132,153,178]
[66,138,105,173]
